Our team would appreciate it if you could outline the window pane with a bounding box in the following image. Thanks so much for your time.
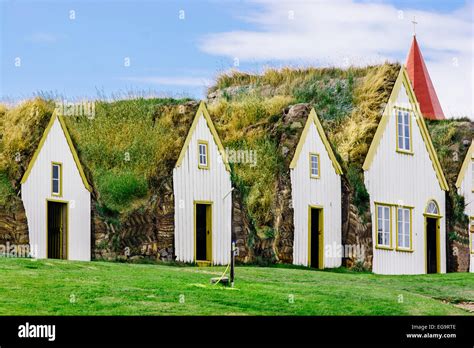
[199,144,207,166]
[471,162,474,189]
[52,165,59,179]
[404,113,409,125]
[398,136,404,149]
[52,179,59,193]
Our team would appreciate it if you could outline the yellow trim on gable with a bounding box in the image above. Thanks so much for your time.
[362,66,449,192]
[290,108,343,175]
[455,141,474,189]
[20,112,92,192]
[175,101,230,172]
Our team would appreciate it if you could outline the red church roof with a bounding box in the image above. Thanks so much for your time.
[405,36,445,120]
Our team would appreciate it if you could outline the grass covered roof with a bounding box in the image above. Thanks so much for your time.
[0,97,200,212]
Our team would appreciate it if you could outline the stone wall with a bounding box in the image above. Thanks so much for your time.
[93,183,175,262]
[0,199,29,256]
[447,224,470,273]
[341,178,373,269]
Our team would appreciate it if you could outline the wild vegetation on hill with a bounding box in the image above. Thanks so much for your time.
[208,63,400,237]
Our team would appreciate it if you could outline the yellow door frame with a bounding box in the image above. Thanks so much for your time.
[423,216,441,274]
[423,199,442,274]
[194,200,213,263]
[46,198,69,260]
[308,205,324,269]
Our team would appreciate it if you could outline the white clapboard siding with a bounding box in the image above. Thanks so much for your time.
[173,109,232,265]
[291,113,342,268]
[21,117,91,261]
[456,142,474,272]
[364,75,446,275]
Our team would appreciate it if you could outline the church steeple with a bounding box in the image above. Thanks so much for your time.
[405,35,445,120]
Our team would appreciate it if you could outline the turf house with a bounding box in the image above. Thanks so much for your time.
[20,112,92,261]
[173,102,232,266]
[0,37,472,272]
[290,108,343,269]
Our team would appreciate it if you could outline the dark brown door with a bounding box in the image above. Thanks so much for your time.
[426,218,437,273]
[310,208,320,268]
[47,201,67,259]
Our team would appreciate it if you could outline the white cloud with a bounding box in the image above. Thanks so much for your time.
[123,76,213,87]
[199,0,473,118]
[25,32,59,44]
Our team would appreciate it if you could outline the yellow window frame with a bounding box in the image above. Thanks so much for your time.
[471,161,474,193]
[51,162,63,197]
[374,202,393,250]
[395,107,414,155]
[197,140,209,170]
[309,153,320,179]
[470,217,474,254]
[395,206,414,252]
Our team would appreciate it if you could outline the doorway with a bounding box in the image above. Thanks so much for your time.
[426,217,439,274]
[308,207,324,269]
[195,202,212,262]
[47,200,68,259]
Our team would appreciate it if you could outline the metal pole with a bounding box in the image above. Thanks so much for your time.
[230,241,235,287]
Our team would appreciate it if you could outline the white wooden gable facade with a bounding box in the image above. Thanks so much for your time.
[173,102,232,265]
[21,113,92,261]
[363,66,449,274]
[290,109,343,268]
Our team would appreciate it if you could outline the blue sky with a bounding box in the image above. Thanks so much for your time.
[0,0,472,117]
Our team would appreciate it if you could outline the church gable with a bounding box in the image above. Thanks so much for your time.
[363,66,448,191]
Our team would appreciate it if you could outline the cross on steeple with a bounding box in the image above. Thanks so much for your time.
[411,16,418,36]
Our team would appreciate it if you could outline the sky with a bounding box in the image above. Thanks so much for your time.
[0,0,472,118]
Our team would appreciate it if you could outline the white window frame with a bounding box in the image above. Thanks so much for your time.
[198,140,209,169]
[51,162,62,197]
[396,109,412,153]
[309,153,320,179]
[396,207,412,251]
[375,203,392,249]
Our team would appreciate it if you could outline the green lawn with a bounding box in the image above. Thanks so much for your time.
[0,257,473,315]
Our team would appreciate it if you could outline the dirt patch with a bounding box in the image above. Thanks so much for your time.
[454,302,474,313]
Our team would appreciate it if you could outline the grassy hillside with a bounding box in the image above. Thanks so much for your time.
[0,257,472,315]
[207,63,399,244]
[0,97,197,214]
